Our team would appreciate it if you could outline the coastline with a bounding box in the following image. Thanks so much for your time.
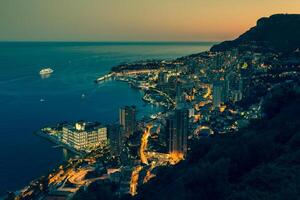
[1,42,213,198]
[34,131,84,157]
[95,64,177,109]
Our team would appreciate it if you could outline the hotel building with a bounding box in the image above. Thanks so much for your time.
[62,122,107,152]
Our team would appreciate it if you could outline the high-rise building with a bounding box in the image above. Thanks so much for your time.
[225,72,243,102]
[212,82,223,109]
[119,106,137,138]
[175,81,184,106]
[168,108,189,156]
[108,124,122,156]
[158,71,168,85]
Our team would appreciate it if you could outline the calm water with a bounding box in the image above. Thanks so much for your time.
[0,42,213,195]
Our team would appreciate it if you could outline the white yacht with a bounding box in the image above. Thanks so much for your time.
[39,68,54,75]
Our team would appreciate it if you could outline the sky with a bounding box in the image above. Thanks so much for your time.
[0,0,299,42]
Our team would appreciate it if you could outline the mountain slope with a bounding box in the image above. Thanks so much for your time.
[136,82,300,200]
[211,14,300,53]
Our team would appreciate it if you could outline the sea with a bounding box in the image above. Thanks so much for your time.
[0,42,214,195]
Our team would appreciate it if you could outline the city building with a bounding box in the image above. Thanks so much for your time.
[168,108,189,156]
[119,106,137,138]
[175,81,184,105]
[62,122,107,152]
[225,72,243,102]
[212,81,223,109]
[157,71,168,85]
[231,90,243,102]
[108,124,122,156]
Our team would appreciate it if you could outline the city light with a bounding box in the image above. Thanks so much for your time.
[130,165,143,196]
[140,124,153,165]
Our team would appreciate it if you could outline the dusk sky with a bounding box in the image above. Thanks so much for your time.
[0,0,299,42]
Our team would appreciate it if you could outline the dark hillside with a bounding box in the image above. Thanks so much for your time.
[136,82,300,200]
[211,14,300,54]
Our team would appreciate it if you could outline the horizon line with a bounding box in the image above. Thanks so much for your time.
[0,40,220,43]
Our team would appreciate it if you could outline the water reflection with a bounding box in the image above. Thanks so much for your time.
[40,74,52,79]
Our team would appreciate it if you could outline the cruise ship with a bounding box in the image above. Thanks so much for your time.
[39,68,54,75]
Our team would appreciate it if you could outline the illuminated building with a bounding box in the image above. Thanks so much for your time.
[62,122,107,151]
[168,108,189,156]
[119,106,137,138]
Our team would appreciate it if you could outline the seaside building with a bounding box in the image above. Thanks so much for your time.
[119,106,137,138]
[62,122,107,152]
[168,108,189,156]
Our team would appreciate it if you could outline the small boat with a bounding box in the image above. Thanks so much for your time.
[40,98,45,102]
[39,68,54,75]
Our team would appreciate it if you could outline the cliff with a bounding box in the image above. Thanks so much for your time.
[211,14,300,53]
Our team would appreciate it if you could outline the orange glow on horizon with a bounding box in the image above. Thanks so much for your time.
[1,1,299,41]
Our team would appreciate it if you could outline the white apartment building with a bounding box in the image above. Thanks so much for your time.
[62,122,107,152]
